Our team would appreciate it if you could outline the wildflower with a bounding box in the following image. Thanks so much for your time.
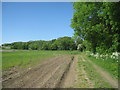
[112,52,119,57]
[100,55,103,58]
[94,54,99,59]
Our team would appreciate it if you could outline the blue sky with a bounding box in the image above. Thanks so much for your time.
[2,2,74,44]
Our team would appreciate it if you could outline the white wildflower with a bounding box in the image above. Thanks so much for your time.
[94,53,99,59]
[90,53,94,56]
[100,55,103,58]
[112,52,119,57]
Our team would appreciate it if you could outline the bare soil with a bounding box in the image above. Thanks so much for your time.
[2,55,72,88]
[60,55,78,88]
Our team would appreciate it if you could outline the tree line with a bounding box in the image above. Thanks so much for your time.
[2,37,77,50]
[71,2,120,54]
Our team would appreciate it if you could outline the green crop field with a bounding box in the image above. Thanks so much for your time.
[2,50,80,70]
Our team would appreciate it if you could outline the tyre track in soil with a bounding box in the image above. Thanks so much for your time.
[2,55,72,88]
[58,55,78,88]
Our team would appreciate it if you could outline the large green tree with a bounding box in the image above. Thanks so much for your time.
[56,37,76,50]
[71,2,120,53]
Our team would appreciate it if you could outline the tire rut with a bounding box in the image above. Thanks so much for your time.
[58,55,78,88]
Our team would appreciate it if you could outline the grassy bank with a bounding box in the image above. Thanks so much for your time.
[86,54,118,79]
[77,55,112,88]
[2,50,80,70]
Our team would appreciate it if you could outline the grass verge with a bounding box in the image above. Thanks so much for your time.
[77,55,112,88]
[86,54,118,79]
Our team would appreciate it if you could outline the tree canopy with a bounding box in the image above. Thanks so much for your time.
[2,37,77,51]
[71,2,120,53]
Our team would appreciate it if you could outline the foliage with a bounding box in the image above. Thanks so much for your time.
[55,37,76,50]
[2,37,77,51]
[77,44,85,52]
[71,2,120,53]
